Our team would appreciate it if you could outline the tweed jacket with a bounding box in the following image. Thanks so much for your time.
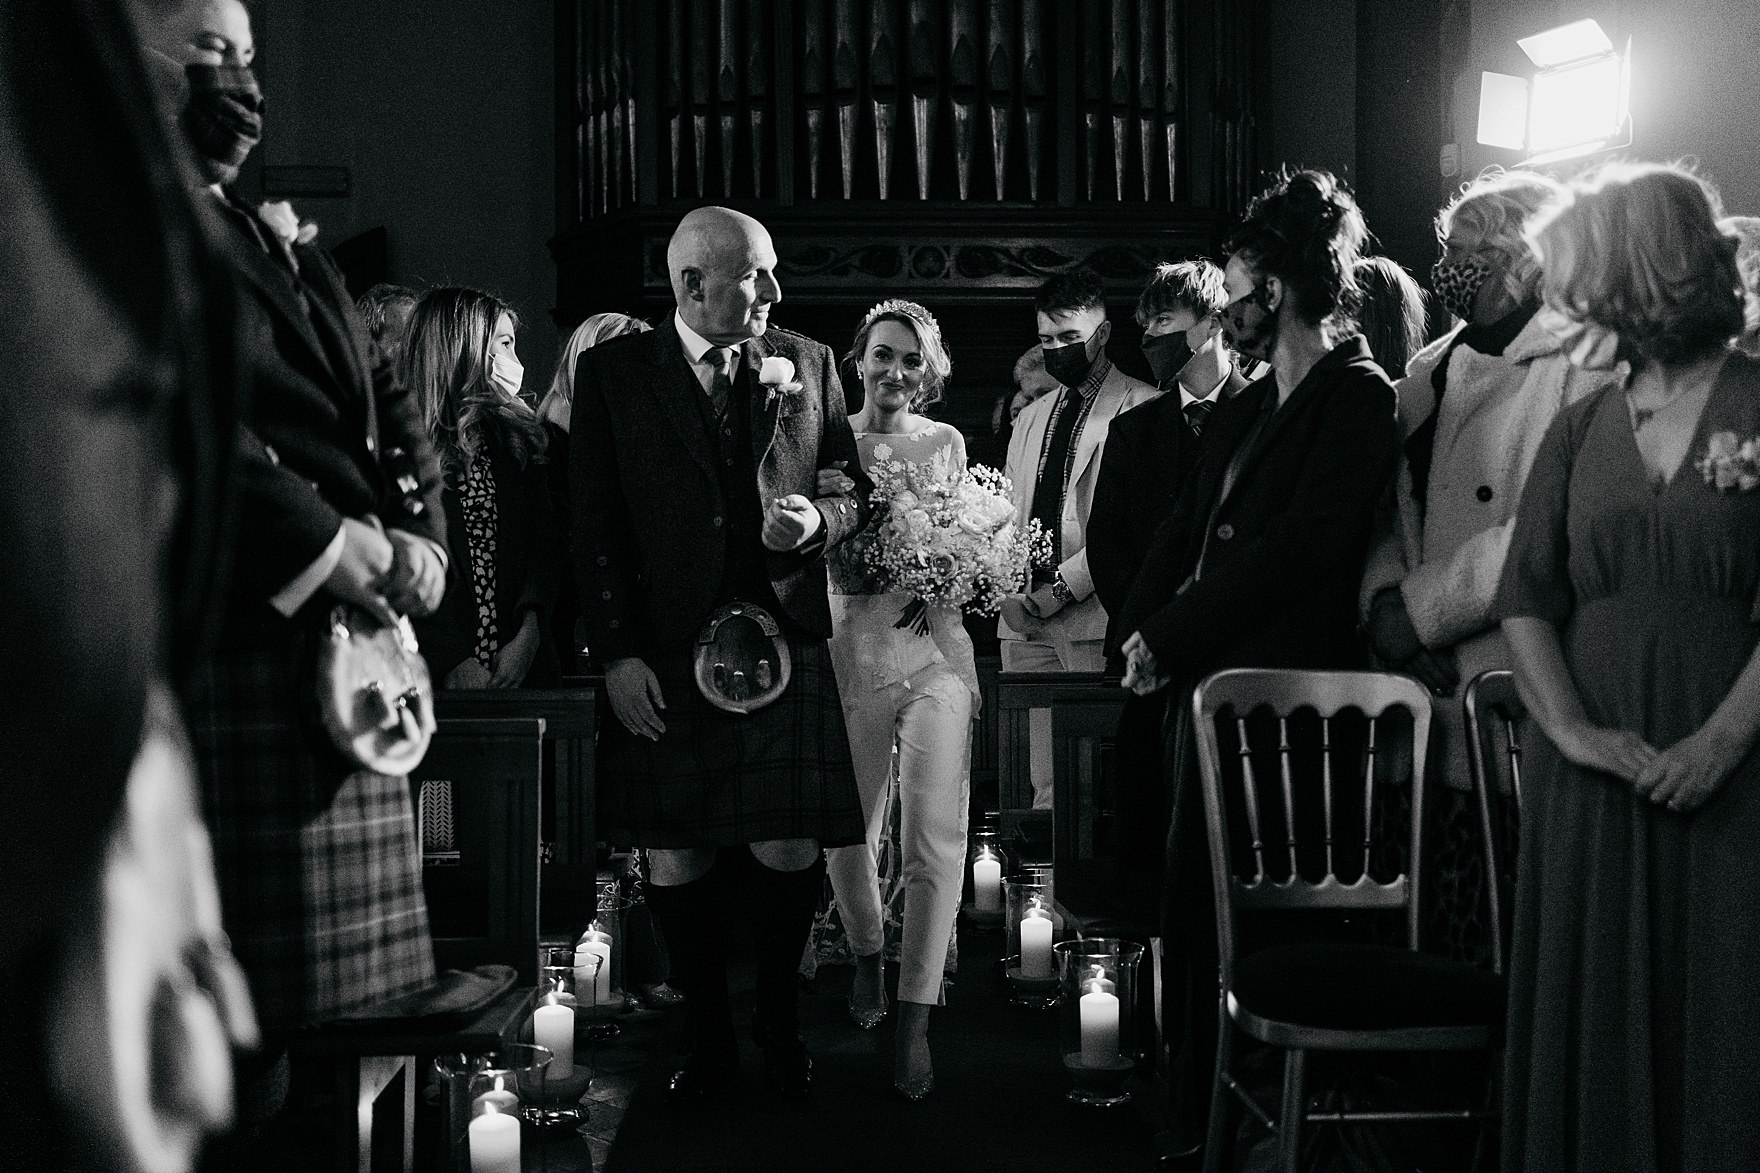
[1359,313,1619,786]
[209,192,446,644]
[999,360,1162,645]
[570,314,870,660]
[1088,366,1252,657]
[1119,336,1399,678]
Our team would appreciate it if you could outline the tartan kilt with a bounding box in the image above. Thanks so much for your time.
[184,632,435,1033]
[599,634,865,849]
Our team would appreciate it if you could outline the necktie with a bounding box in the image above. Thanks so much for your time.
[707,345,737,417]
[1184,397,1213,437]
[1029,386,1086,568]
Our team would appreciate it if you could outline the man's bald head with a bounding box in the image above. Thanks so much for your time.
[667,206,782,344]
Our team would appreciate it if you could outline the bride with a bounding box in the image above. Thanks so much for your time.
[822,299,978,1100]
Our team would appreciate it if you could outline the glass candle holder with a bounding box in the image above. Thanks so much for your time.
[539,946,576,1007]
[524,981,592,1133]
[1054,938,1144,1106]
[963,819,1005,930]
[1003,868,1062,1008]
[435,1044,550,1173]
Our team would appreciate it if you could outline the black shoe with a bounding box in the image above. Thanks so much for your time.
[665,1056,737,1106]
[758,1035,813,1099]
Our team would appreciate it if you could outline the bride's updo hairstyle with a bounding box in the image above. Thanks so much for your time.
[1223,169,1370,327]
[1528,161,1745,367]
[844,299,953,410]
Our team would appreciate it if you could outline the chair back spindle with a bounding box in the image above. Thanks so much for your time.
[1234,715,1268,885]
[1277,717,1299,878]
[1360,715,1379,878]
[1320,715,1336,880]
[1464,669,1526,977]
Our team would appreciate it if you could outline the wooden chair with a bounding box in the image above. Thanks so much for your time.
[1192,669,1504,1173]
[1463,669,1525,977]
[995,669,1111,855]
[292,716,546,1173]
[435,683,599,866]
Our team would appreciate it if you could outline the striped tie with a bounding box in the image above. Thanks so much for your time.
[1184,397,1214,437]
[708,346,737,417]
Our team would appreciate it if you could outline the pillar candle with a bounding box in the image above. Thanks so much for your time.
[1019,910,1053,978]
[468,1105,520,1173]
[1079,982,1121,1066]
[533,1003,574,1075]
[973,855,1002,912]
[470,1074,519,1117]
[575,935,612,1006]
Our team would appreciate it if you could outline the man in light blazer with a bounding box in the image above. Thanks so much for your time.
[571,206,869,1103]
[999,267,1161,808]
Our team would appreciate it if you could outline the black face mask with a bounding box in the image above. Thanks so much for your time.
[182,63,263,185]
[1142,331,1195,385]
[1042,338,1096,388]
[1220,283,1277,363]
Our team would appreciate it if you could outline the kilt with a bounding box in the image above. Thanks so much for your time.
[599,634,864,849]
[184,633,435,1033]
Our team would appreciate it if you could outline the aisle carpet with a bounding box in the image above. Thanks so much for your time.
[603,920,1166,1173]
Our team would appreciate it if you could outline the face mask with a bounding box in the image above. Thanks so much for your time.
[1535,304,1623,370]
[182,64,263,185]
[1042,337,1096,388]
[490,350,524,398]
[1431,256,1493,323]
[1220,283,1276,362]
[1142,328,1197,385]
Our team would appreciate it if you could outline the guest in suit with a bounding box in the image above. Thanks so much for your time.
[999,267,1161,808]
[1496,161,1760,1173]
[1358,171,1616,964]
[1116,170,1399,1156]
[404,287,562,689]
[1087,260,1249,875]
[1352,256,1430,380]
[571,206,869,1102]
[820,300,978,1101]
[537,311,650,667]
[153,0,450,1148]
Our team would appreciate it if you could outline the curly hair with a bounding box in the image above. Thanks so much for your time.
[844,299,952,410]
[1528,161,1745,366]
[1436,169,1565,305]
[1134,260,1228,325]
[401,287,547,480]
[1224,169,1369,326]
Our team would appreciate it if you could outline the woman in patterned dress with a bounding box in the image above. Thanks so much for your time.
[821,300,978,1099]
[404,287,562,688]
[1496,162,1760,1172]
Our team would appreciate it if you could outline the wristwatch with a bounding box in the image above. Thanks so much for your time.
[1050,571,1073,605]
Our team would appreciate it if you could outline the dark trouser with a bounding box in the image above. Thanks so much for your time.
[643,850,824,1061]
[1161,694,1219,1154]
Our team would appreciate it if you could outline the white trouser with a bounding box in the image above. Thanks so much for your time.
[824,662,973,1006]
[1000,636,1107,808]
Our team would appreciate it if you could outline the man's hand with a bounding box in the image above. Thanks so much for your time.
[381,528,446,617]
[1120,631,1171,696]
[998,595,1043,639]
[1633,723,1749,812]
[763,494,823,551]
[488,611,542,689]
[605,656,667,741]
[444,659,493,689]
[1366,587,1423,666]
[324,517,398,626]
[1024,581,1064,619]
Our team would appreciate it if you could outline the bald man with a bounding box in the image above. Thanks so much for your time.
[570,207,870,1103]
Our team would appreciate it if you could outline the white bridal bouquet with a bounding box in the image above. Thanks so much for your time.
[861,442,1051,633]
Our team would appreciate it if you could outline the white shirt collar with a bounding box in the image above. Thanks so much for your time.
[674,313,732,367]
[1178,367,1230,408]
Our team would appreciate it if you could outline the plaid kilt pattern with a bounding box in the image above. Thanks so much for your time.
[184,634,434,1032]
[600,634,865,849]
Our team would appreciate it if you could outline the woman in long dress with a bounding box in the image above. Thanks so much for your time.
[1497,161,1760,1172]
[823,300,977,1099]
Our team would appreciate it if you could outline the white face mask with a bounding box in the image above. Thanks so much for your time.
[489,350,524,397]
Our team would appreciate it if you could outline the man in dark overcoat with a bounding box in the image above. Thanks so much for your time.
[571,206,869,1102]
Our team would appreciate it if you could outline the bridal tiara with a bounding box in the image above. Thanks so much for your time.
[860,298,942,340]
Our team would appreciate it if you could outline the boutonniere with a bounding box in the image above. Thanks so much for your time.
[257,199,319,251]
[1696,431,1760,492]
[758,355,803,407]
